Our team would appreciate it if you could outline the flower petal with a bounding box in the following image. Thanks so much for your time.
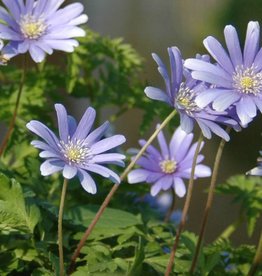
[63,165,77,179]
[77,169,97,194]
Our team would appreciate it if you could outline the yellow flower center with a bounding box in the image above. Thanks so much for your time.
[20,15,47,39]
[240,76,253,89]
[176,83,199,114]
[233,65,262,95]
[160,160,177,174]
[59,138,90,165]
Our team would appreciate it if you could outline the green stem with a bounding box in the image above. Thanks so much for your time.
[165,133,203,276]
[217,214,244,241]
[164,190,176,223]
[0,55,27,157]
[248,230,262,276]
[189,128,230,274]
[58,178,68,276]
[68,109,177,274]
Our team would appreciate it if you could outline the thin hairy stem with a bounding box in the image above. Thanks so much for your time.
[165,133,203,276]
[164,190,176,223]
[189,128,230,274]
[248,230,262,276]
[68,109,177,273]
[58,178,69,276]
[0,56,27,156]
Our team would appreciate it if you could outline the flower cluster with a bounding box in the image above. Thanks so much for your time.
[27,104,126,194]
[128,126,211,197]
[0,0,88,63]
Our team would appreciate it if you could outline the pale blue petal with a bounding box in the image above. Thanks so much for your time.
[73,107,96,140]
[90,135,126,155]
[173,177,186,198]
[203,36,234,74]
[77,169,97,194]
[63,165,77,179]
[224,25,243,67]
[55,104,69,142]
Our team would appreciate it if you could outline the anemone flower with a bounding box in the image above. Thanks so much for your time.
[145,47,239,141]
[27,104,126,194]
[128,126,211,197]
[0,0,88,62]
[184,21,262,126]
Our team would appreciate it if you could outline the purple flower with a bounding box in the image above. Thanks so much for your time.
[0,0,88,63]
[184,21,262,126]
[145,47,238,141]
[26,104,126,194]
[127,126,211,197]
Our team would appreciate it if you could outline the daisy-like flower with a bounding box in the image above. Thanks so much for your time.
[145,47,238,141]
[26,104,126,194]
[127,126,211,197]
[184,21,262,126]
[0,0,88,62]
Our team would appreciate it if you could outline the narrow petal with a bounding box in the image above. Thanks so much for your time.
[236,100,253,125]
[192,71,233,88]
[203,36,234,74]
[224,25,243,67]
[180,113,194,134]
[195,89,221,108]
[173,177,186,198]
[168,47,183,92]
[244,21,260,67]
[128,169,150,183]
[150,178,164,196]
[77,169,97,194]
[63,165,77,179]
[55,104,69,142]
[29,44,46,63]
[84,121,110,146]
[144,86,170,104]
[194,164,211,177]
[212,91,240,111]
[84,164,120,183]
[40,159,64,176]
[68,115,77,137]
[184,59,231,80]
[26,120,60,150]
[90,135,126,155]
[157,128,169,158]
[72,107,96,140]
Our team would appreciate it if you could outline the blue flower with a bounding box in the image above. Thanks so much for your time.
[185,21,262,126]
[128,126,211,197]
[145,47,239,141]
[0,0,88,62]
[27,104,126,194]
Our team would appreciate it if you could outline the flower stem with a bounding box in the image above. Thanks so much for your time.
[58,178,68,276]
[0,55,27,157]
[248,230,262,276]
[164,190,176,223]
[69,109,177,273]
[189,128,230,274]
[165,133,203,276]
[217,214,244,241]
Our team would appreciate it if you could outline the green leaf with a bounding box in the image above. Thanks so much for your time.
[68,204,142,240]
[0,173,41,234]
[216,175,262,236]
